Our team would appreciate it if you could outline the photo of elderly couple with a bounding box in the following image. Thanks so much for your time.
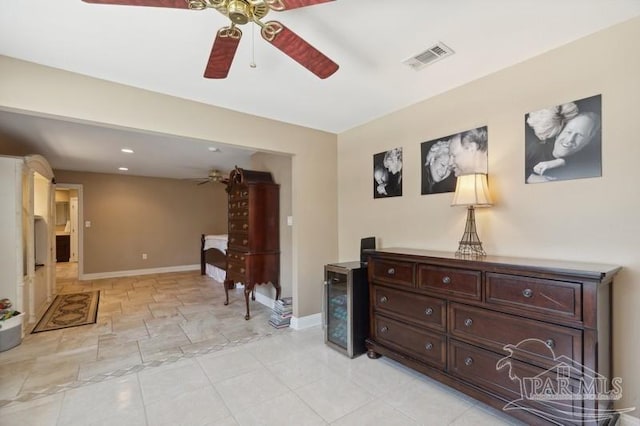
[525,94,602,184]
[420,126,488,195]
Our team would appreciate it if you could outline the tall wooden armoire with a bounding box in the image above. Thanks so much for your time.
[223,167,280,320]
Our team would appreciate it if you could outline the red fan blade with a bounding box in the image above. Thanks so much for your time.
[82,0,189,7]
[267,0,334,11]
[204,26,243,79]
[261,21,338,79]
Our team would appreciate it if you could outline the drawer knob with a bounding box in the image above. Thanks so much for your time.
[442,276,451,284]
[424,307,434,316]
[425,342,433,351]
[464,318,473,327]
[380,326,389,333]
[464,357,474,366]
[380,296,388,304]
[523,288,533,298]
[243,240,248,245]
[545,339,555,349]
[387,268,395,275]
[240,268,245,273]
[243,224,248,230]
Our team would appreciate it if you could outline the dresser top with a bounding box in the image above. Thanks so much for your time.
[372,248,621,281]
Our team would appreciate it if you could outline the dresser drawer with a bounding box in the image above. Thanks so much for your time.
[448,339,583,419]
[229,199,249,210]
[449,303,582,368]
[229,220,249,233]
[417,265,481,301]
[228,209,249,219]
[486,273,582,322]
[226,261,246,275]
[370,258,414,288]
[228,234,249,249]
[227,250,247,263]
[226,249,247,281]
[372,285,445,331]
[229,187,249,200]
[373,314,446,369]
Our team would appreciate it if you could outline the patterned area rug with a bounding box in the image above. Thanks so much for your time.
[32,291,100,333]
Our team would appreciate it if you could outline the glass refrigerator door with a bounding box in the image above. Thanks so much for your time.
[326,270,350,352]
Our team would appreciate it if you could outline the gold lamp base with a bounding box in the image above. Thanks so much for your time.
[456,206,486,257]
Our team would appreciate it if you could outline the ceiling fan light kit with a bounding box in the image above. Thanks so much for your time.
[82,0,339,79]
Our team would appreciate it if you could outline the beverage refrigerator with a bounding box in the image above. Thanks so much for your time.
[323,261,369,358]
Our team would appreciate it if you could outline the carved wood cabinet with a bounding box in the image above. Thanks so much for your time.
[366,248,620,426]
[223,167,280,320]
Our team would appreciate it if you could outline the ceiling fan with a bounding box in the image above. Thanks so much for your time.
[190,169,229,185]
[81,0,339,79]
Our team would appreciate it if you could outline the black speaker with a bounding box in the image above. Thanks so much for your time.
[360,237,376,264]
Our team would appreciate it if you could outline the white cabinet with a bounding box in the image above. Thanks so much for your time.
[0,155,55,329]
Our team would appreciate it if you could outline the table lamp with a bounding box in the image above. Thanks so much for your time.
[451,173,492,256]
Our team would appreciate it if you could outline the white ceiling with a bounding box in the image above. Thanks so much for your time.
[1,0,640,179]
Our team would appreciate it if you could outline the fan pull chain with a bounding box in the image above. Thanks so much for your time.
[250,23,257,68]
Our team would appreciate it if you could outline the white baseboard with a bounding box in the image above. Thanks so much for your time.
[80,264,200,280]
[290,313,322,330]
[621,413,640,426]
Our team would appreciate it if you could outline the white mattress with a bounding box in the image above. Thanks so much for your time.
[203,234,228,253]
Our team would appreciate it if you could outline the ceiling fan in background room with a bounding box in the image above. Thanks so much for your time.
[187,169,230,185]
[82,0,339,79]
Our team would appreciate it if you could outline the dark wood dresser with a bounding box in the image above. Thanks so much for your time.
[223,167,280,320]
[366,248,620,425]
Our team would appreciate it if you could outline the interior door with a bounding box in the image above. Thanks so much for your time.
[70,197,78,262]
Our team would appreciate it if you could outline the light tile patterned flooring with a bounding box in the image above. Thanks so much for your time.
[0,263,522,425]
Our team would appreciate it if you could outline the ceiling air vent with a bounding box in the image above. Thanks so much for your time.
[403,42,454,71]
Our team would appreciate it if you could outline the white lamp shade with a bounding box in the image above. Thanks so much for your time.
[451,173,493,207]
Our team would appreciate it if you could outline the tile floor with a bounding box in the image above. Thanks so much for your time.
[0,263,522,425]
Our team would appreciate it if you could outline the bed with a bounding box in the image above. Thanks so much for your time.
[200,234,228,282]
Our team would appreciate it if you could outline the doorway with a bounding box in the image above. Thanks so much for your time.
[54,183,83,281]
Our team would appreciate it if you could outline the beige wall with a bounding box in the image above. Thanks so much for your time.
[251,152,294,303]
[0,133,30,156]
[0,57,338,318]
[54,170,228,274]
[338,17,640,414]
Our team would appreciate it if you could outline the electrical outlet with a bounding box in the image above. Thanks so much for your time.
[142,253,147,260]
[287,216,293,226]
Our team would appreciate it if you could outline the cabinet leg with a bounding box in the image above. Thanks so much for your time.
[273,280,281,301]
[223,279,231,306]
[367,350,381,359]
[244,287,252,320]
[251,288,256,301]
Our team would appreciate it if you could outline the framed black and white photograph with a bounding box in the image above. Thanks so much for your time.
[421,126,488,195]
[373,147,402,198]
[525,94,602,184]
